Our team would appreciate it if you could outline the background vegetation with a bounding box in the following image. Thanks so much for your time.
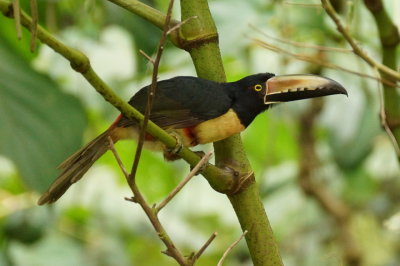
[0,0,399,265]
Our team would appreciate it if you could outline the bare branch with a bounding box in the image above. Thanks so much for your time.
[29,0,38,52]
[12,0,21,39]
[194,232,218,260]
[253,38,399,88]
[129,0,175,184]
[108,133,189,265]
[156,152,213,213]
[139,49,155,65]
[167,16,197,35]
[217,230,248,266]
[107,136,130,180]
[320,0,400,81]
[283,1,322,8]
[250,24,352,53]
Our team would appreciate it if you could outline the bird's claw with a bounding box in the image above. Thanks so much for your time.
[163,131,184,161]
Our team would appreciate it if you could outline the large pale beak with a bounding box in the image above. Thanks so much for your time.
[264,74,347,104]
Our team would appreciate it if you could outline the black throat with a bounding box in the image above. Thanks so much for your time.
[223,82,269,127]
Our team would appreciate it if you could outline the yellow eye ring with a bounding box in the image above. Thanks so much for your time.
[254,84,262,91]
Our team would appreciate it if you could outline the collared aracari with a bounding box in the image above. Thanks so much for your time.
[38,73,347,205]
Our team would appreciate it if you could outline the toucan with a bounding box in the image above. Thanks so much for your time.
[38,73,347,205]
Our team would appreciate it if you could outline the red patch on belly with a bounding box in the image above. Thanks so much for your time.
[109,114,123,130]
[183,127,198,146]
[145,133,155,141]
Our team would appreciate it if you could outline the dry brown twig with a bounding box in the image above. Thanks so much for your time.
[29,0,38,52]
[139,49,155,64]
[374,68,400,156]
[107,1,192,264]
[108,138,217,265]
[253,38,399,88]
[12,0,21,39]
[108,136,189,265]
[129,0,174,185]
[217,230,248,266]
[194,232,218,261]
[156,151,213,213]
[250,24,352,53]
[167,16,197,35]
[283,1,321,8]
[320,0,400,81]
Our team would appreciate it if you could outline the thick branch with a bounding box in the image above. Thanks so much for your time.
[0,0,235,193]
[180,0,283,265]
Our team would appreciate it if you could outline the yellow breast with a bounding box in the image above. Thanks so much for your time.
[192,109,245,144]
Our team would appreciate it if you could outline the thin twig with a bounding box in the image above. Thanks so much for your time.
[217,230,248,266]
[108,136,189,265]
[29,0,38,52]
[12,0,21,39]
[139,49,155,65]
[156,152,213,213]
[283,1,322,8]
[194,232,218,260]
[320,0,400,81]
[129,0,175,184]
[108,1,194,264]
[107,136,130,179]
[253,38,399,88]
[106,0,182,47]
[375,69,400,156]
[167,16,197,35]
[250,24,352,53]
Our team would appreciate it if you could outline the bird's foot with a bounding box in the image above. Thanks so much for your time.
[190,151,207,175]
[163,132,184,161]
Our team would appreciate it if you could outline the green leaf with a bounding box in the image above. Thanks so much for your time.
[0,42,87,192]
[330,103,380,170]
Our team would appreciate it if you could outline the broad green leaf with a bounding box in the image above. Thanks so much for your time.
[0,17,37,62]
[0,41,86,192]
[330,103,380,170]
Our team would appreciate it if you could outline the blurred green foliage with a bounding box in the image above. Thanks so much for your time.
[0,0,399,265]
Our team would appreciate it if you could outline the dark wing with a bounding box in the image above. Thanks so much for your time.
[118,76,233,129]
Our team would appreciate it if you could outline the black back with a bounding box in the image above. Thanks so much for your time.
[118,76,233,128]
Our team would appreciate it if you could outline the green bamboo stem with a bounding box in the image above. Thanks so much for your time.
[364,0,400,147]
[180,0,283,265]
[0,0,235,194]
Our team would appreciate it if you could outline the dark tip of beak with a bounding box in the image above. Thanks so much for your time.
[326,77,348,96]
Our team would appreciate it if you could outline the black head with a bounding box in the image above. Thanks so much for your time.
[234,73,276,103]
[228,73,347,127]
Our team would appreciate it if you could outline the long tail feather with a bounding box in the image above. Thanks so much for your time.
[38,130,112,205]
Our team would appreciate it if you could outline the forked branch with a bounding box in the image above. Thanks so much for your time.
[320,0,400,81]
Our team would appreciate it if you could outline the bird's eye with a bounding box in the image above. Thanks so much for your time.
[254,84,262,91]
